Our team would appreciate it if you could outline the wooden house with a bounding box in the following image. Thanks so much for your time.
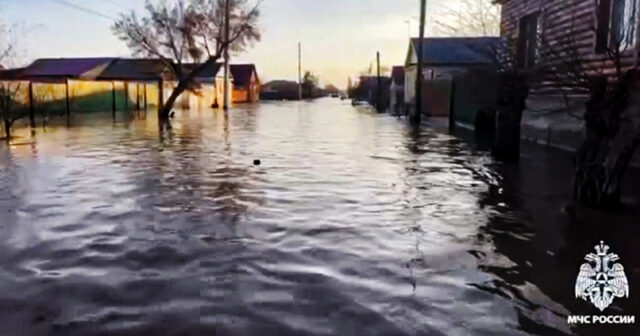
[260,80,299,100]
[496,0,640,149]
[0,58,128,114]
[404,37,501,117]
[183,62,229,108]
[230,64,260,103]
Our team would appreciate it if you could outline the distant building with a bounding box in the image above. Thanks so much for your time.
[230,64,260,103]
[260,80,300,100]
[389,66,405,115]
[404,37,501,103]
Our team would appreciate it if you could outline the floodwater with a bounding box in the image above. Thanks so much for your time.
[0,99,638,336]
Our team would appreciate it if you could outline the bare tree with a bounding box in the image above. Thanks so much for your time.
[301,71,319,99]
[0,18,29,139]
[433,0,501,37]
[113,0,261,119]
[0,21,15,67]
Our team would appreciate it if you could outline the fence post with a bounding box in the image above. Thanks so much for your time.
[28,82,35,128]
[112,82,116,118]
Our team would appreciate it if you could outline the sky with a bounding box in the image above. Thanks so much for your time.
[0,0,450,88]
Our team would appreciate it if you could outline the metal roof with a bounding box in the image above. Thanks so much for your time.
[0,67,27,80]
[98,58,170,81]
[2,58,256,85]
[408,37,503,65]
[230,64,258,87]
[22,58,117,79]
[183,62,225,80]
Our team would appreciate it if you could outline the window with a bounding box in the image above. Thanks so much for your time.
[596,0,638,53]
[516,12,541,69]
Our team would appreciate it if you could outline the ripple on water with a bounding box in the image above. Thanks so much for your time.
[0,102,624,335]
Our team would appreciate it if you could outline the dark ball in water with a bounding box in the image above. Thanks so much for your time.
[253,159,261,166]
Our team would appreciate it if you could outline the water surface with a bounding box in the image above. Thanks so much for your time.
[0,99,638,335]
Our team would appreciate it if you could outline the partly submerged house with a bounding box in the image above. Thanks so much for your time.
[230,64,260,103]
[389,66,405,115]
[496,0,640,150]
[98,58,171,110]
[0,57,260,113]
[0,57,129,114]
[23,58,116,82]
[404,37,502,117]
[404,37,501,103]
[260,80,299,100]
[183,62,228,108]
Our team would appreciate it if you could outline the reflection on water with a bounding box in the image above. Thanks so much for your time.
[0,99,638,335]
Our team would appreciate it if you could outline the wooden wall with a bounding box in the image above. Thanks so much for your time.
[499,0,638,95]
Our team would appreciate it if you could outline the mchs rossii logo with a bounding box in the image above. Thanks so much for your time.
[568,241,634,325]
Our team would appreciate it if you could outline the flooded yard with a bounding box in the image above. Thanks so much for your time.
[0,98,638,335]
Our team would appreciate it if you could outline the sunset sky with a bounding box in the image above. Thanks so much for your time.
[1,0,453,88]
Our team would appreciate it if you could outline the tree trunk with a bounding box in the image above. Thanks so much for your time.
[159,86,183,120]
[158,56,222,120]
[4,120,10,140]
[573,71,640,209]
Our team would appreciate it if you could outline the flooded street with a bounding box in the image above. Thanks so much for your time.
[0,99,638,335]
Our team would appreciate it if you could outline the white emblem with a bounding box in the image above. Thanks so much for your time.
[575,241,629,311]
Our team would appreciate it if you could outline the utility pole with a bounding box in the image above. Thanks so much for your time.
[223,0,231,110]
[298,42,302,100]
[376,51,381,112]
[412,0,427,125]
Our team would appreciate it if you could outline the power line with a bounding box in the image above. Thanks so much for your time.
[100,0,120,7]
[95,0,122,10]
[48,0,116,21]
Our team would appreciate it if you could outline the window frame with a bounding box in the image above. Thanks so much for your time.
[595,0,639,54]
[516,11,541,69]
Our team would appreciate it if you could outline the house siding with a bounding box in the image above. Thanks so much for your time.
[232,72,260,103]
[502,0,638,94]
[499,0,640,150]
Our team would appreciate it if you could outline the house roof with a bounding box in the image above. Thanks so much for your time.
[391,66,405,85]
[2,58,254,85]
[98,58,170,81]
[230,64,258,87]
[0,67,26,80]
[406,37,503,66]
[22,58,117,79]
[183,62,225,79]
